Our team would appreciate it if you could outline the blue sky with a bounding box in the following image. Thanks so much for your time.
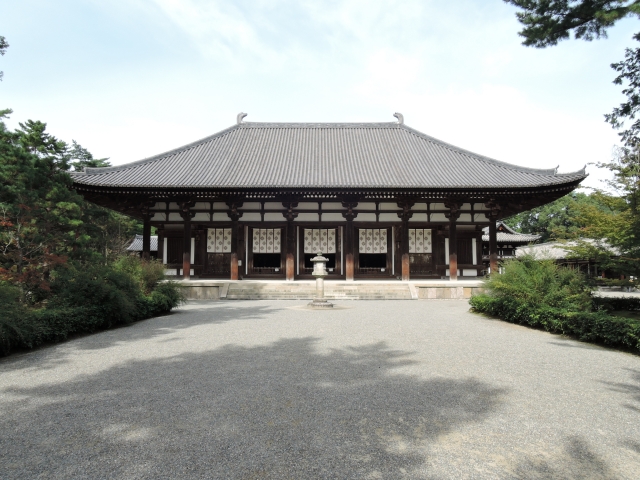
[2,0,638,188]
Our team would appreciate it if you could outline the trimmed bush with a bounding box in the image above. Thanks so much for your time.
[469,256,640,353]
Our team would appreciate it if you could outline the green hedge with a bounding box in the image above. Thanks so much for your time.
[469,256,640,353]
[0,259,184,356]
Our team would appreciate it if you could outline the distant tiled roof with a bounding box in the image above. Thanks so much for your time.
[516,240,619,260]
[71,119,587,190]
[127,235,158,252]
[481,222,540,243]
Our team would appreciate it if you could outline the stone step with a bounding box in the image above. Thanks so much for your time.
[224,282,413,300]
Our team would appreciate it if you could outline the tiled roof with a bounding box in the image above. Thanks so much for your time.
[482,222,541,243]
[516,240,619,260]
[72,119,587,189]
[481,232,541,243]
[127,235,158,252]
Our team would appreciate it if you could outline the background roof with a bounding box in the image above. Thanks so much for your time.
[127,235,158,252]
[72,121,587,190]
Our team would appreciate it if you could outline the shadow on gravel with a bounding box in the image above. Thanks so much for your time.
[514,436,615,480]
[601,368,640,413]
[547,340,603,351]
[0,338,505,479]
[0,302,285,369]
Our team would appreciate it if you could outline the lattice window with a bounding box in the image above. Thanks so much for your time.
[358,229,388,254]
[252,228,281,253]
[207,228,232,253]
[409,229,432,253]
[303,229,336,254]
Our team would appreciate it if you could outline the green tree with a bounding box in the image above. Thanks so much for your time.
[506,1,640,279]
[505,1,640,146]
[505,1,640,48]
[0,35,8,81]
[504,191,616,241]
[0,111,142,298]
[0,111,83,295]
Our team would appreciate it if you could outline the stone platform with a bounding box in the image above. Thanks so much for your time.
[174,279,484,300]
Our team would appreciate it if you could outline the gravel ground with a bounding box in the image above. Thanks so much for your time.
[1,300,639,479]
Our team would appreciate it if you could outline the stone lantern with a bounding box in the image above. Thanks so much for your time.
[308,251,333,309]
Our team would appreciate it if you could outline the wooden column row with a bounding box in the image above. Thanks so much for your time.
[156,198,503,281]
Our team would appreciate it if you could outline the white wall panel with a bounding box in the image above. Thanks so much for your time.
[263,202,282,210]
[378,213,397,222]
[458,214,472,222]
[379,203,397,210]
[241,202,261,209]
[353,213,376,222]
[295,213,319,222]
[463,269,478,276]
[263,213,283,221]
[321,202,343,210]
[357,202,377,210]
[297,202,319,210]
[241,212,261,221]
[408,213,428,222]
[192,213,209,221]
[321,213,344,222]
[431,213,448,222]
[168,213,182,221]
[212,212,229,221]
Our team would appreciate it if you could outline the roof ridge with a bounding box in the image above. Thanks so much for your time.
[241,121,400,128]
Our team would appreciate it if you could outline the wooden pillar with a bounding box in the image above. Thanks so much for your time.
[157,228,165,265]
[445,200,462,281]
[179,200,195,280]
[401,217,410,281]
[227,201,244,281]
[484,199,501,275]
[182,215,191,280]
[230,220,239,280]
[138,200,155,261]
[282,201,298,281]
[449,215,458,281]
[489,217,498,274]
[142,213,151,260]
[342,202,358,281]
[397,200,414,281]
[286,221,295,281]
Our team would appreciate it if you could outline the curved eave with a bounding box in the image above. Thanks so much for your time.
[71,176,588,191]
